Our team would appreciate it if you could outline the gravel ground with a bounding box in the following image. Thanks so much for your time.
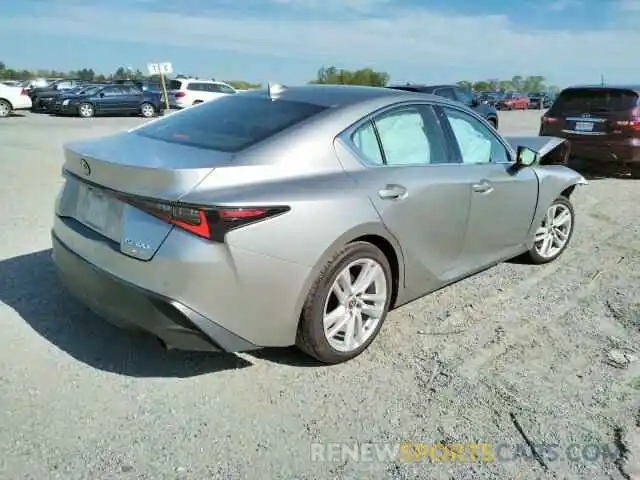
[0,110,639,480]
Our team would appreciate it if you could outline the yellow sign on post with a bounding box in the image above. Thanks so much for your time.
[147,62,173,112]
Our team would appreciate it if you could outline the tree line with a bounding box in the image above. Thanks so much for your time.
[0,61,261,91]
[1,60,559,93]
[311,67,560,93]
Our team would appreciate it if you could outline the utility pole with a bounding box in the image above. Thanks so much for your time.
[600,73,605,86]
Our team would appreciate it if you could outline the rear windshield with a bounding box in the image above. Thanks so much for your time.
[134,95,328,152]
[550,88,639,114]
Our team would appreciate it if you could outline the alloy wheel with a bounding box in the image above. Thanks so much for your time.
[0,101,10,118]
[534,203,573,259]
[79,104,93,117]
[323,258,388,353]
[141,104,155,117]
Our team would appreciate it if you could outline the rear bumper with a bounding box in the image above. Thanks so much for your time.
[52,232,260,352]
[541,134,640,164]
[12,96,32,110]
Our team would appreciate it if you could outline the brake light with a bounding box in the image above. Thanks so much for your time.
[175,91,186,98]
[541,116,558,124]
[123,197,289,242]
[630,107,640,131]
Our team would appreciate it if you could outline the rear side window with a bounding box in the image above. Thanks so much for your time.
[167,80,182,90]
[134,95,328,153]
[550,88,639,114]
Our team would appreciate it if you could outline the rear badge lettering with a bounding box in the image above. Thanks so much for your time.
[124,238,152,250]
[80,158,91,176]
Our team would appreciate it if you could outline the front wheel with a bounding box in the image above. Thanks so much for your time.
[78,103,94,118]
[525,196,575,264]
[296,241,393,364]
[0,99,11,118]
[140,102,156,118]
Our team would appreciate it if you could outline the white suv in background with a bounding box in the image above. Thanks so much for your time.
[168,79,237,108]
[0,84,32,118]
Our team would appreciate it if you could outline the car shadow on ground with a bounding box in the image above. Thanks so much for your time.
[0,249,255,377]
[0,249,321,376]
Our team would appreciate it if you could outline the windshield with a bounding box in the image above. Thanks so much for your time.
[134,94,327,152]
[550,88,639,114]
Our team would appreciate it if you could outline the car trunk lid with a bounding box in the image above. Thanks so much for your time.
[59,132,234,260]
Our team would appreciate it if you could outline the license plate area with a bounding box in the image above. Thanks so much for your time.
[75,184,124,241]
[574,121,594,132]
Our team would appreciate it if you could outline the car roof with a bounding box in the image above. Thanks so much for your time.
[388,84,454,91]
[562,84,640,93]
[243,84,439,108]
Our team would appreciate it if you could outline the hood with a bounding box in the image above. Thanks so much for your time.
[504,136,572,166]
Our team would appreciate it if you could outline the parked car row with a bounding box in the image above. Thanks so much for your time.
[18,77,239,118]
[475,91,555,110]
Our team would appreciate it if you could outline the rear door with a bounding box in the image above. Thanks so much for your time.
[121,85,143,112]
[544,88,639,140]
[338,102,475,292]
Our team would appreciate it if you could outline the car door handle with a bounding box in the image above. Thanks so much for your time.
[472,180,493,193]
[378,184,408,200]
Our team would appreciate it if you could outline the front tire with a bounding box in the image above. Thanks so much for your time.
[0,99,11,118]
[296,241,393,364]
[78,103,94,118]
[525,196,575,264]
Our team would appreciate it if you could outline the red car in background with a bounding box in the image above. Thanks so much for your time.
[496,92,529,110]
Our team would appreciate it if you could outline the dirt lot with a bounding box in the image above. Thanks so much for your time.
[0,110,638,480]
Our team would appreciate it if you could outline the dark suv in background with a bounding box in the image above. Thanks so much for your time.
[387,84,499,129]
[540,85,640,176]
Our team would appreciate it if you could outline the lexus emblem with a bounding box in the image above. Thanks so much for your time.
[80,159,91,176]
[581,113,591,118]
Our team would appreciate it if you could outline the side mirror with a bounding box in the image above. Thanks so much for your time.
[515,146,538,167]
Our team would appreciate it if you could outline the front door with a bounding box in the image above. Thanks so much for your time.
[438,105,539,270]
[336,103,474,295]
[96,86,126,114]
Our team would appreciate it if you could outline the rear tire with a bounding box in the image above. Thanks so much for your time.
[296,241,393,364]
[78,103,94,118]
[525,196,575,264]
[0,99,11,118]
[140,102,156,118]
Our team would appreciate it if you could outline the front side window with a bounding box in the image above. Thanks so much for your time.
[218,84,236,94]
[441,107,510,164]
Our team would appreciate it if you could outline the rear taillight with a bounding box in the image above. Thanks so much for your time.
[630,107,640,131]
[175,91,186,98]
[541,116,558,124]
[20,88,28,96]
[123,197,289,242]
[614,108,640,131]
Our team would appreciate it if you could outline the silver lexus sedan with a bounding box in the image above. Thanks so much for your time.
[52,84,586,364]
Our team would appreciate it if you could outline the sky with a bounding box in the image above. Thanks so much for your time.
[1,0,639,87]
